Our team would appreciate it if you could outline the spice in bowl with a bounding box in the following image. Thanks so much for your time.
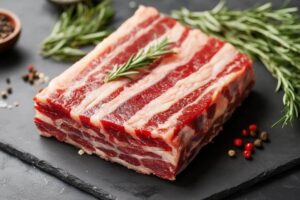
[0,15,14,41]
[0,9,21,52]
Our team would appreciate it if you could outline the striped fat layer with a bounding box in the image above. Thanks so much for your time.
[146,53,251,135]
[58,17,176,111]
[70,23,187,120]
[125,43,238,132]
[35,111,178,165]
[80,28,190,121]
[98,37,225,128]
[156,67,238,137]
[61,16,168,107]
[36,6,160,103]
[161,56,252,138]
[90,29,209,125]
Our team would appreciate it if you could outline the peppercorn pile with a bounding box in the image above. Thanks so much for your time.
[22,65,49,85]
[1,65,49,110]
[228,124,269,160]
[0,15,14,40]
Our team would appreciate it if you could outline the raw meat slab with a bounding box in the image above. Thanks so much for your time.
[0,0,300,199]
[33,6,254,180]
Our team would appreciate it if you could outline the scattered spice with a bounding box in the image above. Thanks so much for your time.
[7,87,12,94]
[0,15,14,40]
[250,131,257,138]
[78,149,85,155]
[0,100,20,110]
[242,150,252,160]
[228,123,270,160]
[13,101,19,107]
[22,75,29,82]
[244,142,254,151]
[233,138,243,147]
[1,91,7,100]
[27,65,34,71]
[0,79,20,109]
[22,65,49,86]
[242,129,249,137]
[0,100,8,109]
[249,124,258,132]
[228,149,236,157]
[254,139,263,148]
[260,131,269,142]
[6,78,11,84]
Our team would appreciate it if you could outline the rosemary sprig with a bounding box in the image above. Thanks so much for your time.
[41,0,114,61]
[106,38,174,82]
[172,1,300,126]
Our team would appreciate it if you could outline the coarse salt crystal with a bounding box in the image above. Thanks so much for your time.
[78,149,85,155]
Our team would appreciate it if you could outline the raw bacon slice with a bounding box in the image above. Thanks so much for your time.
[34,6,255,180]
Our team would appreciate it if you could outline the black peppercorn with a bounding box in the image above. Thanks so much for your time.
[1,91,7,99]
[7,87,12,94]
[22,75,29,82]
[6,78,10,84]
[250,130,257,137]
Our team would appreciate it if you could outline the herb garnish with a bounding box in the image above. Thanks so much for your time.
[172,1,300,126]
[106,38,174,82]
[41,0,114,61]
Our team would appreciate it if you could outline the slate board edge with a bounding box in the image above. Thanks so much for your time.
[0,141,116,200]
[205,158,300,200]
[1,140,300,200]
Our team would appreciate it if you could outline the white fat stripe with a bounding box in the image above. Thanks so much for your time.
[159,79,227,137]
[70,80,127,121]
[70,23,185,120]
[62,16,165,102]
[35,6,159,104]
[35,111,54,125]
[36,110,179,164]
[163,66,249,138]
[91,30,209,126]
[158,54,245,135]
[126,44,237,130]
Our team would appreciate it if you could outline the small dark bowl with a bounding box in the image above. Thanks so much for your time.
[0,9,21,53]
[48,0,83,7]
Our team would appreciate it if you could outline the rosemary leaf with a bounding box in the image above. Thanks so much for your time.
[41,0,114,61]
[106,38,174,82]
[172,1,300,126]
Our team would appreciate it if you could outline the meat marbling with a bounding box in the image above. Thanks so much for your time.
[34,6,255,180]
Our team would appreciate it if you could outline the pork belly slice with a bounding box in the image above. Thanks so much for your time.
[34,6,255,180]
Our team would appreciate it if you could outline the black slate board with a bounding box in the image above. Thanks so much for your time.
[1,0,300,199]
[0,150,96,200]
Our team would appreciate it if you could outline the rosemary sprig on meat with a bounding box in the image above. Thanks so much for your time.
[106,38,174,82]
[172,1,300,126]
[41,0,114,61]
